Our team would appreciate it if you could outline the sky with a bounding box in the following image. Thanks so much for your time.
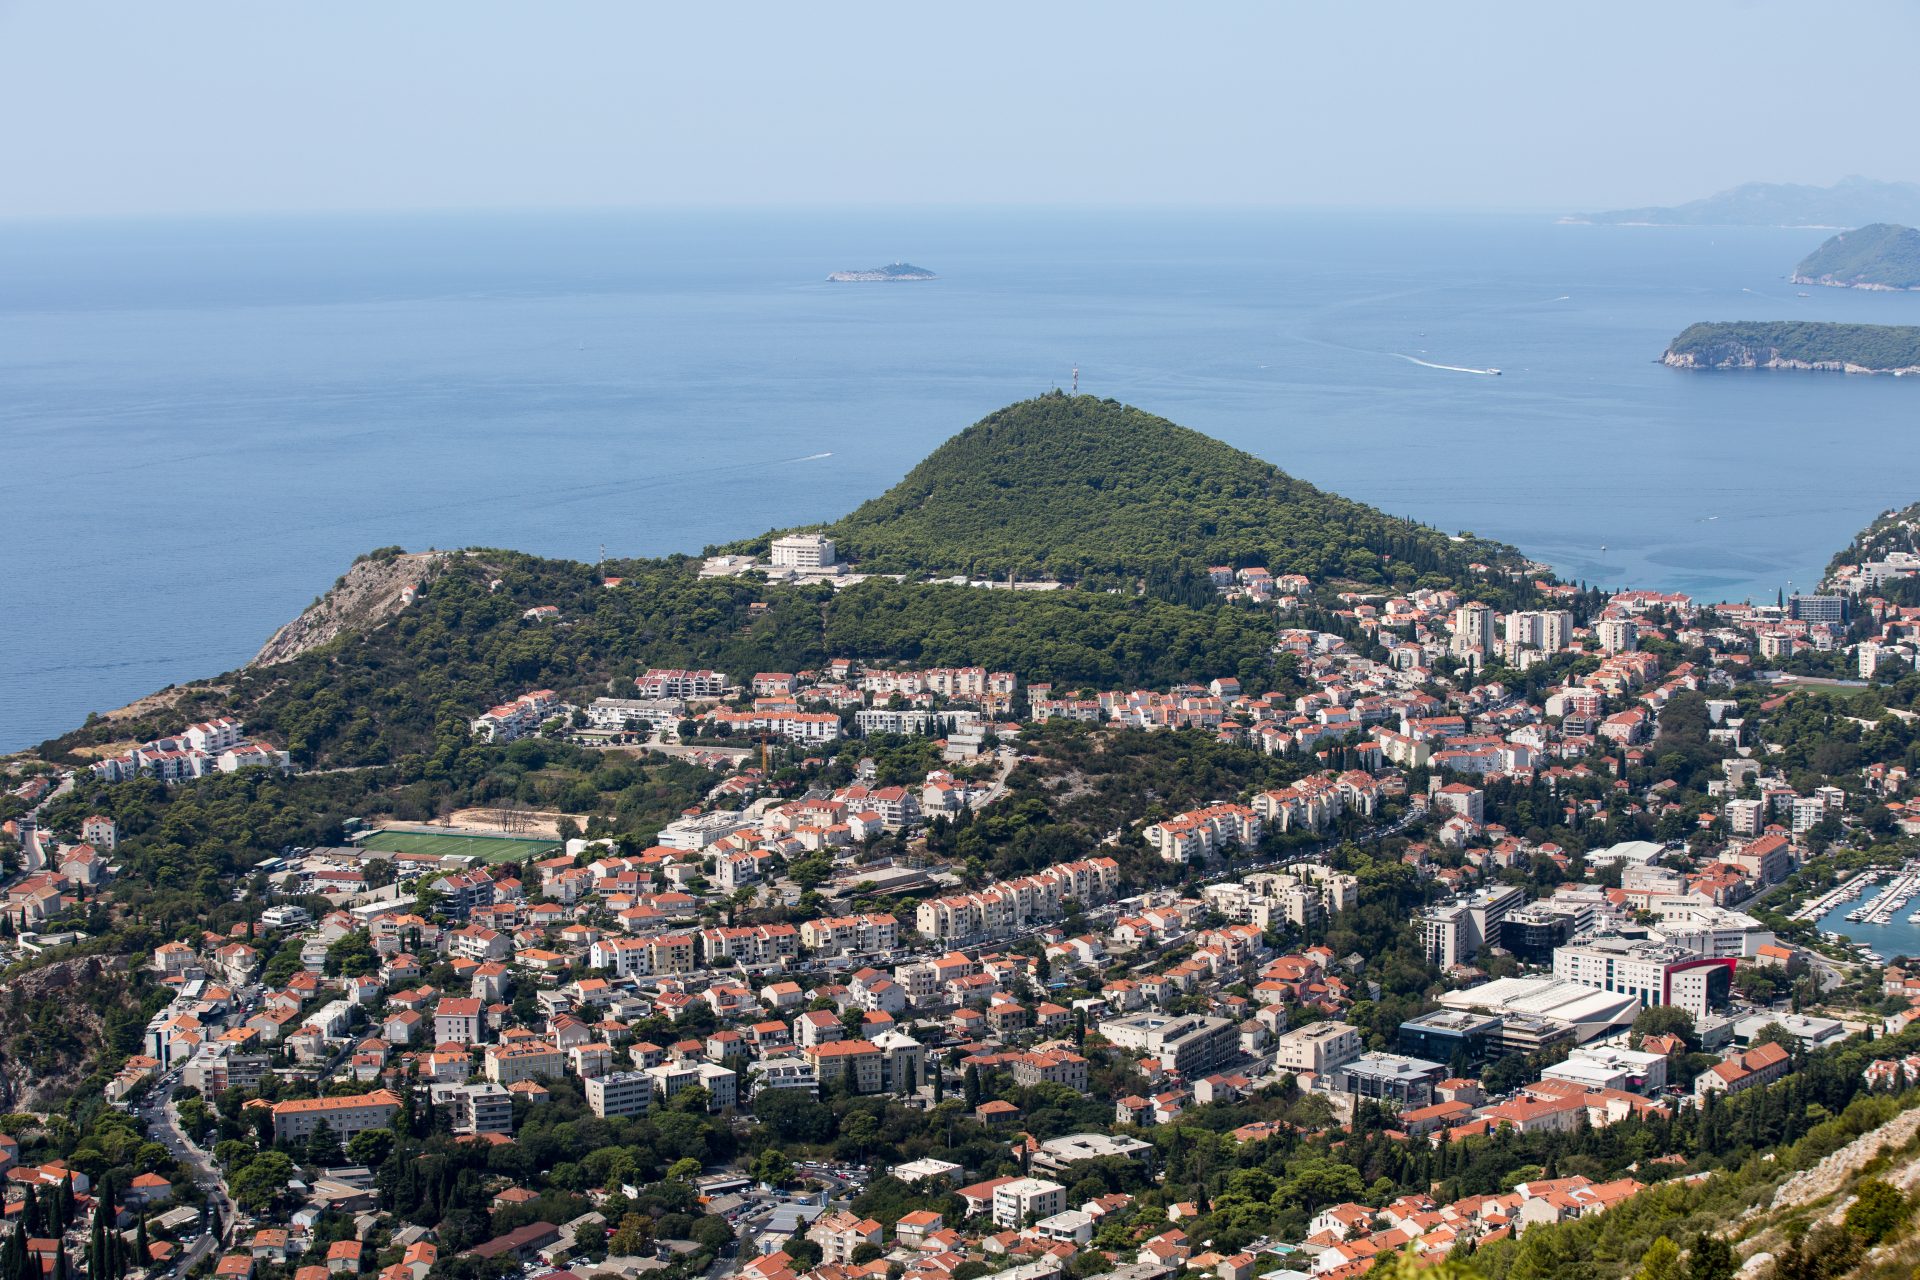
[2,0,1917,219]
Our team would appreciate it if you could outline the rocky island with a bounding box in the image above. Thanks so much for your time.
[826,261,936,282]
[1793,223,1920,290]
[1663,321,1920,376]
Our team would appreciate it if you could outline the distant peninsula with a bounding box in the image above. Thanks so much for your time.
[1792,223,1920,290]
[1572,176,1920,228]
[1663,321,1920,375]
[826,262,936,282]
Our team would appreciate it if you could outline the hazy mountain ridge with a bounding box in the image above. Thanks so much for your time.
[1576,177,1920,227]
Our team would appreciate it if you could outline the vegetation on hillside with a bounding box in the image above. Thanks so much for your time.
[37,557,1288,769]
[1828,500,1920,577]
[1794,223,1920,289]
[1666,322,1920,372]
[778,394,1521,587]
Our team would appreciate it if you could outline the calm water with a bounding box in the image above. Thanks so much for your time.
[6,208,1920,751]
[1818,881,1920,961]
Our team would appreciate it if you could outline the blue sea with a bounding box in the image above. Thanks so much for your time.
[6,207,1920,752]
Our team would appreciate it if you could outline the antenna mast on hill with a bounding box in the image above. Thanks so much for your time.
[1072,364,1079,394]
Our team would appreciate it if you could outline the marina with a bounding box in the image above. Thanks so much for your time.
[1793,870,1878,923]
[1812,862,1920,964]
[1848,868,1920,925]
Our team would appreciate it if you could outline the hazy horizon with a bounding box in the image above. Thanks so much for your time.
[3,0,1915,219]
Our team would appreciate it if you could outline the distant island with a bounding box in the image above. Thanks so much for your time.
[826,262,936,282]
[1793,223,1920,290]
[1663,321,1920,375]
[1571,176,1920,228]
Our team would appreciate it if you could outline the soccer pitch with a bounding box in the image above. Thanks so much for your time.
[358,829,561,863]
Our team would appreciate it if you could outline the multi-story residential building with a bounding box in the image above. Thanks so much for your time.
[806,1040,884,1094]
[1695,1042,1791,1099]
[914,858,1121,944]
[636,669,731,699]
[1097,1014,1239,1079]
[1142,803,1262,864]
[484,1042,565,1085]
[699,923,799,966]
[270,1090,402,1144]
[807,1212,883,1265]
[993,1178,1068,1229]
[1723,798,1766,837]
[180,1041,269,1096]
[746,1055,819,1099]
[470,691,563,743]
[588,937,652,977]
[647,935,695,975]
[1273,1021,1362,1077]
[584,698,685,732]
[433,998,483,1045]
[1724,834,1791,884]
[584,1071,654,1119]
[642,1061,737,1112]
[1418,885,1526,968]
[1595,619,1639,654]
[80,815,118,852]
[432,1082,512,1137]
[1450,603,1495,656]
[799,913,898,954]
[1010,1048,1089,1092]
[429,870,495,921]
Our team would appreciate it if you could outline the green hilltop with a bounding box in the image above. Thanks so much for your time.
[1794,223,1920,290]
[814,393,1518,587]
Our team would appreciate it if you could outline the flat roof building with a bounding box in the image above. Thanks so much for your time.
[1322,1053,1446,1110]
[1396,1009,1503,1070]
[1435,977,1639,1045]
[1097,1014,1239,1079]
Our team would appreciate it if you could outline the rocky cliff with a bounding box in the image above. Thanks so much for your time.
[250,549,448,667]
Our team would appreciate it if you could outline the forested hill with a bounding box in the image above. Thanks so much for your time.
[804,394,1522,587]
[1793,223,1920,290]
[1663,322,1920,374]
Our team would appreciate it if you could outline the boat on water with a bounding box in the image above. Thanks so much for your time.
[1487,368,1502,376]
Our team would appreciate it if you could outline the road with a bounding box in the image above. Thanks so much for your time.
[141,1071,236,1269]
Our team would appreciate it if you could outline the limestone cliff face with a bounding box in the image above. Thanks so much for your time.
[250,550,448,667]
[1663,344,1920,376]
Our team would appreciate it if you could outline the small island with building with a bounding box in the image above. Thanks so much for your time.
[826,262,936,282]
[1663,321,1920,375]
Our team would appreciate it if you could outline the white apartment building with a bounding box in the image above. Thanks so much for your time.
[770,534,836,569]
[1595,619,1639,654]
[585,1071,654,1119]
[992,1177,1068,1229]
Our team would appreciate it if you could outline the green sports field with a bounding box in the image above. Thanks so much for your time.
[358,829,561,863]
